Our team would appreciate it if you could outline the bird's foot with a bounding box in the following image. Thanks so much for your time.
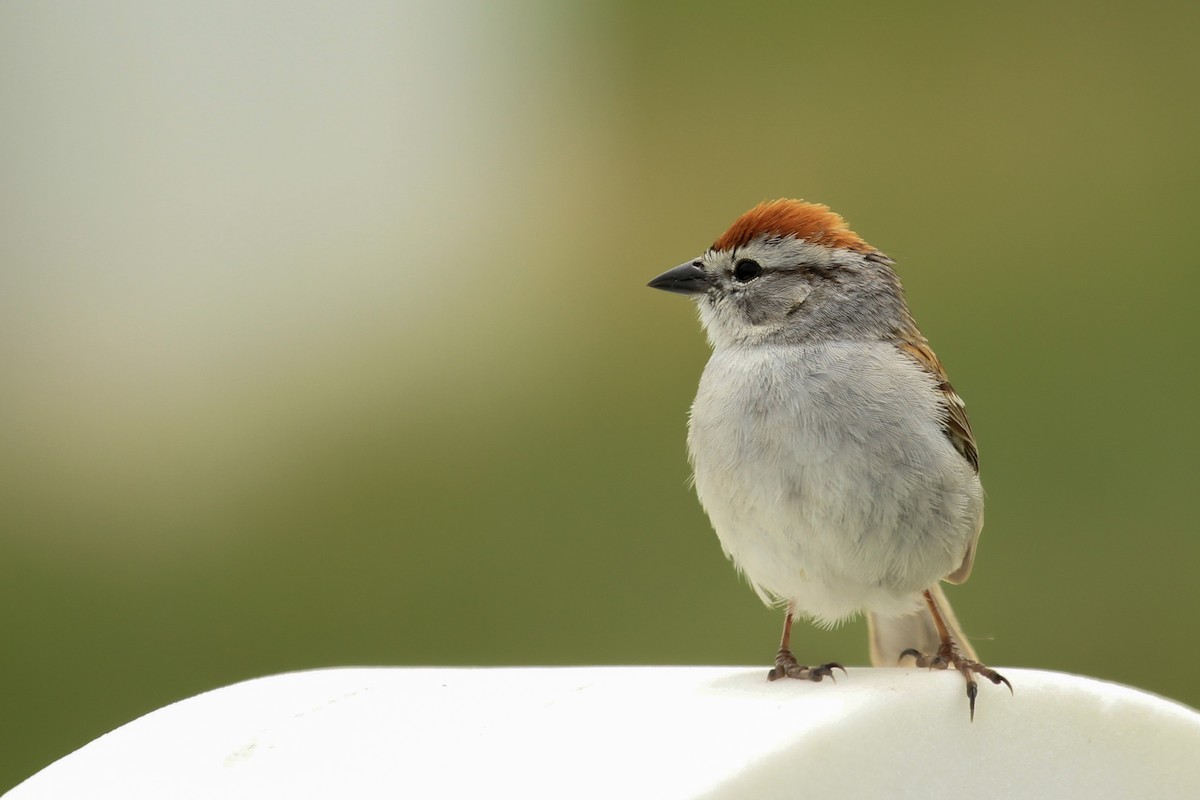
[767,649,845,682]
[900,643,1012,720]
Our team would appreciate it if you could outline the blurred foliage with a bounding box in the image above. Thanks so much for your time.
[2,0,1199,791]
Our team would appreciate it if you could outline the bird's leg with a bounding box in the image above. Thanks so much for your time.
[900,588,1012,720]
[767,609,845,682]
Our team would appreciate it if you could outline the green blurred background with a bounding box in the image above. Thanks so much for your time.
[2,0,1198,790]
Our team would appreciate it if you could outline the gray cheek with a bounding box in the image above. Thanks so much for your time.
[785,284,812,316]
[742,293,776,326]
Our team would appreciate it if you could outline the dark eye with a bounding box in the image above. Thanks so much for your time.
[733,259,762,282]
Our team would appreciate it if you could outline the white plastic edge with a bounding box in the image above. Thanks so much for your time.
[7,666,1200,799]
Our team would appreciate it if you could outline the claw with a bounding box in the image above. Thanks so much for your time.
[978,667,1013,693]
[906,588,1012,720]
[814,662,845,683]
[902,643,1009,721]
[769,651,845,683]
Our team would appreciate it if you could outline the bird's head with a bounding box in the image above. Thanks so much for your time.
[649,199,912,348]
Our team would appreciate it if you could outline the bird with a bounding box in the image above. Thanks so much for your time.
[648,199,1009,719]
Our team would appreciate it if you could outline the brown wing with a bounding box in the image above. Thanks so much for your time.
[896,338,979,473]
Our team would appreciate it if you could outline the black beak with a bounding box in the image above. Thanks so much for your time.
[648,259,710,296]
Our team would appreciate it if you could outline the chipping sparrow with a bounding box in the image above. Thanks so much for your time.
[649,199,1009,719]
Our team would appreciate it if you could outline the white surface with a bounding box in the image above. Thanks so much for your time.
[7,666,1200,799]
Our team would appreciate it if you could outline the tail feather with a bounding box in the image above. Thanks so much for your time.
[867,584,977,666]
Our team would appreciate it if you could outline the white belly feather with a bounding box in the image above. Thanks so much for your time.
[687,341,982,625]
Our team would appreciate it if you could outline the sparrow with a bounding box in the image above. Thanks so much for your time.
[649,199,1009,719]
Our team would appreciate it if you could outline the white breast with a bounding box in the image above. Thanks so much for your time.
[687,341,982,625]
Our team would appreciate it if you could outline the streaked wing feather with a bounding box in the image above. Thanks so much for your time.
[896,339,979,473]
